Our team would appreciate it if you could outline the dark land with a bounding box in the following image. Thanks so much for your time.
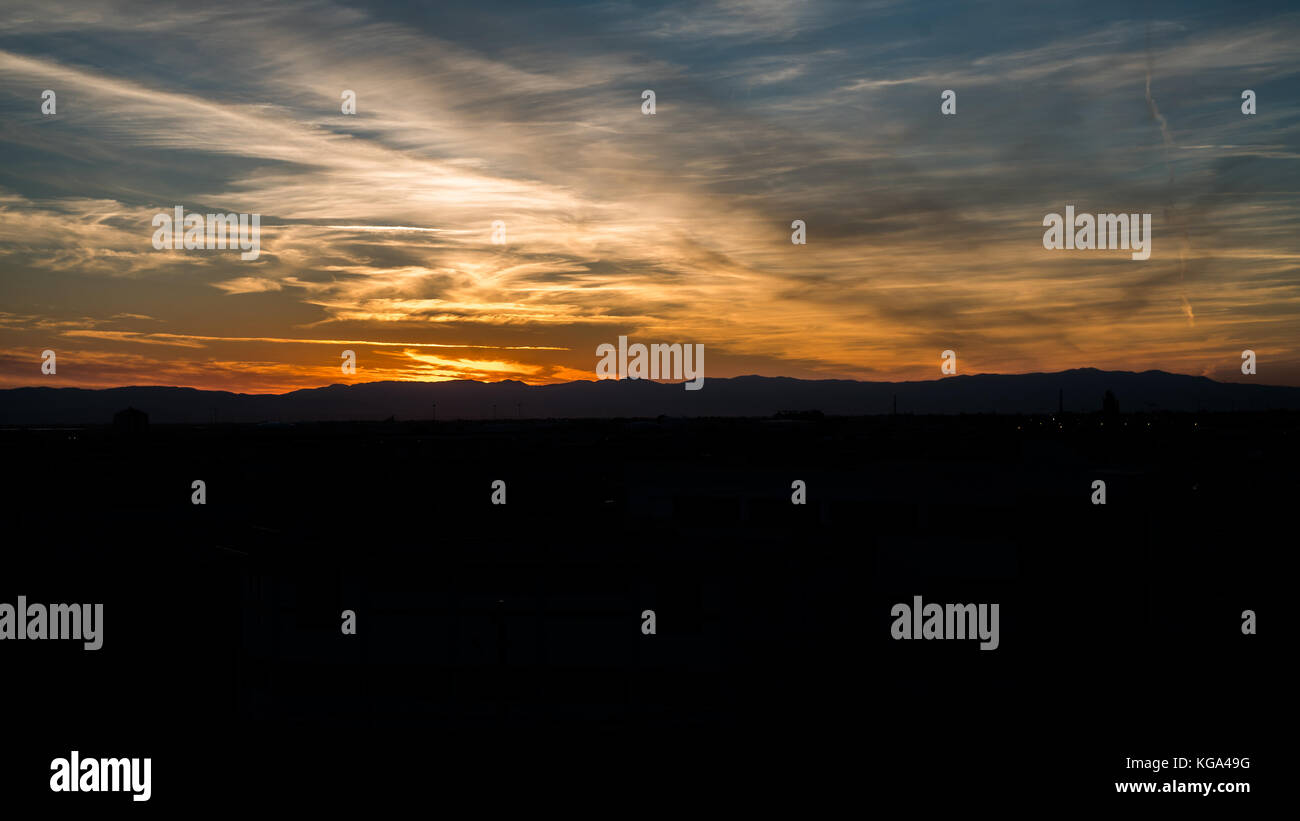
[4,368,1300,424]
[0,409,1283,807]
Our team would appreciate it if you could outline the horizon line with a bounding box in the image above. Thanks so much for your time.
[3,367,1297,397]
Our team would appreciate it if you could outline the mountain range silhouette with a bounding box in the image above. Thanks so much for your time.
[2,368,1297,424]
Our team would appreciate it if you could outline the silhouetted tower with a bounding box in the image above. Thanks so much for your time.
[1103,389,1119,416]
[892,394,897,415]
[1058,388,1064,415]
[113,406,148,434]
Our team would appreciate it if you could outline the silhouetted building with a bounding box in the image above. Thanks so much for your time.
[113,406,148,433]
[774,409,824,421]
[1102,390,1119,416]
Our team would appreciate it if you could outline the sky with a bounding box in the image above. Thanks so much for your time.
[1,0,1297,392]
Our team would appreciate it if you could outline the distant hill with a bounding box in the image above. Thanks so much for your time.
[2,369,1298,424]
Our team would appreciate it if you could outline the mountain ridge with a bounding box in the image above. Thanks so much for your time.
[2,369,1297,424]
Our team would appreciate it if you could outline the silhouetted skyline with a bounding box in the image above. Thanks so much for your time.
[4,368,1299,424]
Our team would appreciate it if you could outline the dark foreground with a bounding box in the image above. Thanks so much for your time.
[0,412,1283,808]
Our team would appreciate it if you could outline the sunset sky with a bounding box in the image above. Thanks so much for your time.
[2,0,1298,392]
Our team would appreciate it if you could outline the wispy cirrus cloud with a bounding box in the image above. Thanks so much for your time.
[1,0,1298,390]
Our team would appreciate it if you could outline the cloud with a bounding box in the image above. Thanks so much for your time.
[0,1,1297,389]
[212,276,284,295]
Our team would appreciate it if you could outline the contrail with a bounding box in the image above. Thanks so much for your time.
[60,330,568,350]
[1145,23,1195,325]
[323,225,445,233]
